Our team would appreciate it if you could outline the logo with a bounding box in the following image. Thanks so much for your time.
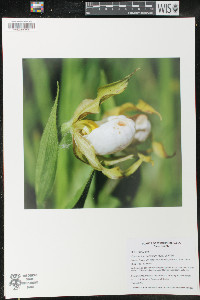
[156,1,179,15]
[172,3,178,12]
[9,274,21,290]
[9,273,38,291]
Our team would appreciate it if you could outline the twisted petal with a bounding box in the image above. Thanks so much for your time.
[103,99,162,120]
[72,69,139,123]
[124,153,154,177]
[101,154,134,166]
[136,100,162,120]
[152,141,175,158]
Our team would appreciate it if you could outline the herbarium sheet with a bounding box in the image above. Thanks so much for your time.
[3,18,198,297]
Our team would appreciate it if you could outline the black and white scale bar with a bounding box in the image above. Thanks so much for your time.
[85,2,156,15]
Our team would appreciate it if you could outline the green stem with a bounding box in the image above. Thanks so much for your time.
[61,119,73,136]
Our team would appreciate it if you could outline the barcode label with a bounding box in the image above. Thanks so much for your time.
[7,21,36,31]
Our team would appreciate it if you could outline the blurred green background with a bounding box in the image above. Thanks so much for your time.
[23,58,181,209]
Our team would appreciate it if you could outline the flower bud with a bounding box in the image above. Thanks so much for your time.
[133,114,151,142]
[85,115,136,155]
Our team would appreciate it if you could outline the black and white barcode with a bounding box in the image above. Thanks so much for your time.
[8,22,35,30]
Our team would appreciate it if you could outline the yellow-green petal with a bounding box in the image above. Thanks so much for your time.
[124,157,144,177]
[103,102,134,118]
[73,130,102,170]
[103,100,162,120]
[138,153,154,165]
[152,141,175,158]
[72,69,139,123]
[73,129,124,179]
[72,138,88,164]
[72,99,97,123]
[96,69,140,102]
[124,153,153,177]
[101,154,134,166]
[136,99,162,120]
[101,166,123,179]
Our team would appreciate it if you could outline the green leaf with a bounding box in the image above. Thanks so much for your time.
[97,179,120,208]
[26,59,52,127]
[98,195,120,208]
[66,170,95,209]
[35,82,59,208]
[72,69,139,123]
[23,130,37,187]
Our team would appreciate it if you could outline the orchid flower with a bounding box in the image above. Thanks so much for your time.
[61,70,174,179]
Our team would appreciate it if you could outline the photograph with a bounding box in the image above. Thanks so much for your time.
[23,58,182,209]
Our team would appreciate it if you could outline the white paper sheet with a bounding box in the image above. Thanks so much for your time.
[2,18,199,298]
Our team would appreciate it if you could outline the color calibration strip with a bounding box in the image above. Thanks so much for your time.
[30,1,44,13]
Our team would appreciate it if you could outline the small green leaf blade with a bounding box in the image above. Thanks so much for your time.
[66,170,95,209]
[35,82,59,208]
